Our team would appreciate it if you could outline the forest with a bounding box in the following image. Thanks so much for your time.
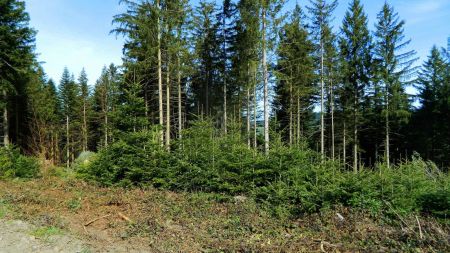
[0,0,449,251]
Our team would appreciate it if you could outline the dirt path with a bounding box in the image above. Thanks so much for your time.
[0,219,88,253]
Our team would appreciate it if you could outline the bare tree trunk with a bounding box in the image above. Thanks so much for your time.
[253,83,257,149]
[353,92,358,173]
[2,90,9,147]
[247,88,251,148]
[262,8,269,154]
[343,121,346,167]
[166,57,171,150]
[157,0,164,145]
[223,4,228,135]
[177,55,182,139]
[66,115,70,169]
[297,96,301,145]
[385,90,390,169]
[320,39,325,159]
[330,78,335,161]
[289,81,293,146]
[83,100,87,152]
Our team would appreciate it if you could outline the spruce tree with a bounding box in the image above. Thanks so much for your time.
[411,46,449,165]
[78,68,90,152]
[339,0,372,172]
[276,4,315,147]
[373,2,416,168]
[58,67,80,168]
[307,0,338,159]
[0,0,36,147]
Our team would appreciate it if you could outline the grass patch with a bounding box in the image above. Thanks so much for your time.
[31,226,63,239]
[0,199,11,219]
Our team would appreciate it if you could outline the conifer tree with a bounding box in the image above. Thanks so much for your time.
[276,4,315,146]
[411,46,450,165]
[59,67,80,168]
[259,0,285,153]
[339,0,372,172]
[373,3,416,168]
[307,0,337,159]
[78,68,90,152]
[0,0,35,147]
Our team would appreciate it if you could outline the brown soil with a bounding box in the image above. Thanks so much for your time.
[0,177,448,252]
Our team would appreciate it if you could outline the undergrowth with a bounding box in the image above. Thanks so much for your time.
[74,120,450,220]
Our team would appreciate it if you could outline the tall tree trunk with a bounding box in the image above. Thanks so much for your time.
[343,120,346,167]
[330,78,335,160]
[247,88,251,148]
[177,55,182,139]
[66,115,70,169]
[157,0,164,145]
[353,92,358,173]
[320,39,325,159]
[223,4,228,135]
[2,90,9,147]
[297,96,301,145]
[262,8,269,154]
[385,89,390,169]
[253,83,257,149]
[104,73,109,148]
[166,58,171,150]
[83,100,87,152]
[289,81,293,146]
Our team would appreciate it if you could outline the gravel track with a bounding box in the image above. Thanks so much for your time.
[0,219,88,253]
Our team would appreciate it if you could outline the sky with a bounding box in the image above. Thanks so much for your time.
[25,0,450,86]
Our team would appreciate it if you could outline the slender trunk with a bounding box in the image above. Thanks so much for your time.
[66,115,69,169]
[297,96,301,145]
[320,39,325,159]
[247,88,251,148]
[289,81,293,146]
[157,0,164,145]
[353,91,358,173]
[253,84,257,149]
[385,89,390,169]
[343,120,346,167]
[177,54,182,139]
[206,72,209,116]
[83,100,87,152]
[166,57,171,150]
[2,90,9,146]
[330,78,335,161]
[223,5,228,135]
[262,8,269,154]
[104,74,109,148]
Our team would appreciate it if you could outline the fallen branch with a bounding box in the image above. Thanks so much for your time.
[416,215,423,239]
[84,214,112,227]
[118,212,132,223]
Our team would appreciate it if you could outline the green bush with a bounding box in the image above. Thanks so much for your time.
[78,129,175,187]
[79,120,450,219]
[0,146,40,179]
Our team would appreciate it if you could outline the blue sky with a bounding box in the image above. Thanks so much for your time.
[25,0,450,85]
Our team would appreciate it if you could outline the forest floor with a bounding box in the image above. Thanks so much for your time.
[0,177,448,253]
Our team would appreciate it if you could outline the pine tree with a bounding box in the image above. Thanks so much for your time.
[373,2,416,168]
[307,0,337,159]
[58,67,80,168]
[276,4,315,147]
[26,66,59,160]
[411,46,449,165]
[0,0,36,147]
[233,0,259,146]
[78,68,90,152]
[339,0,372,172]
[259,0,285,154]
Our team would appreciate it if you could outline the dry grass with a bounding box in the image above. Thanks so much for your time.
[0,177,448,252]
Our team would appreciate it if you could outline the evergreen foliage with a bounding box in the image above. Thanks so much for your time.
[1,0,449,221]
